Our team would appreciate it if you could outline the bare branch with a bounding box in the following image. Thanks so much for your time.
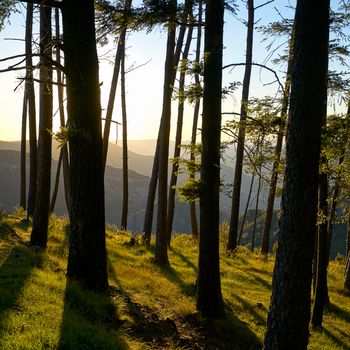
[255,0,274,11]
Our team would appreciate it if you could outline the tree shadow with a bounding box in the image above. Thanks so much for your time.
[169,246,198,274]
[326,302,350,324]
[160,264,197,297]
[322,328,350,350]
[58,277,129,350]
[0,245,44,341]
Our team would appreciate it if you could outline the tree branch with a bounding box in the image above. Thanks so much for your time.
[17,0,63,8]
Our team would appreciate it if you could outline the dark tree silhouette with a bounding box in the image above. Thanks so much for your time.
[196,0,225,318]
[263,0,330,348]
[30,5,53,248]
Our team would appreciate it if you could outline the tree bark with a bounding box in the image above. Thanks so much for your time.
[30,5,53,248]
[263,0,329,348]
[311,169,329,328]
[227,0,254,251]
[238,172,254,246]
[120,40,129,230]
[155,0,177,266]
[50,148,63,213]
[251,175,261,252]
[142,0,192,245]
[20,92,27,210]
[196,0,225,319]
[345,253,350,291]
[26,3,37,217]
[167,11,193,244]
[62,1,108,291]
[55,8,70,213]
[102,0,132,170]
[189,0,202,240]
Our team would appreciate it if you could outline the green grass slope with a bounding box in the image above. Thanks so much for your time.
[0,213,349,349]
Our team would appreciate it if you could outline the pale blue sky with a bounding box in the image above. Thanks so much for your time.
[0,0,344,143]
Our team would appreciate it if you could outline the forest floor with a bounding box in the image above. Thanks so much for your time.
[0,213,349,349]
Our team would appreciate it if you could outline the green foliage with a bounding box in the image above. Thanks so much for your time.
[0,0,16,31]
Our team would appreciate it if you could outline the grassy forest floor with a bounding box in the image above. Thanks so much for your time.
[0,213,349,349]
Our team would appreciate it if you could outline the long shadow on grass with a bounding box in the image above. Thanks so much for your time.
[326,302,350,324]
[169,246,198,274]
[58,277,129,350]
[322,328,350,349]
[0,244,43,341]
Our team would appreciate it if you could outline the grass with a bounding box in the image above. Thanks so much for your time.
[0,214,349,349]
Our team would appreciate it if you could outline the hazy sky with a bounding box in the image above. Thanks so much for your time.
[0,0,338,144]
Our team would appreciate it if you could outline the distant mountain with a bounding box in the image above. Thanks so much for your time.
[0,146,347,256]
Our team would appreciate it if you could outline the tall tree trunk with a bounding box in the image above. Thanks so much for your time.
[251,175,261,252]
[311,169,329,328]
[142,0,192,246]
[102,0,132,170]
[120,41,129,230]
[62,0,108,291]
[263,0,329,348]
[237,172,255,245]
[26,3,37,217]
[189,0,202,240]
[155,0,177,266]
[167,13,193,244]
[261,51,293,255]
[30,5,53,248]
[196,0,225,319]
[50,148,63,213]
[55,8,70,213]
[227,0,254,251]
[347,215,350,258]
[20,92,27,210]
[345,253,350,291]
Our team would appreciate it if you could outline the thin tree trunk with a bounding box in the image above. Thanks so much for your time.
[347,215,350,258]
[311,169,329,328]
[345,253,350,291]
[189,0,202,240]
[263,0,329,347]
[50,148,63,213]
[26,3,37,217]
[196,0,225,319]
[227,0,254,251]
[261,51,293,255]
[167,12,194,244]
[155,0,177,266]
[237,172,255,246]
[20,92,27,210]
[55,8,70,213]
[251,176,261,252]
[142,0,192,246]
[102,0,132,170]
[30,5,53,248]
[63,0,108,291]
[120,41,129,230]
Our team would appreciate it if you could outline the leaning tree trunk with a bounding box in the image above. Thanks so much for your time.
[345,253,350,291]
[20,92,27,210]
[102,0,132,170]
[120,41,129,230]
[238,172,254,246]
[55,8,70,213]
[167,12,193,244]
[189,0,202,240]
[251,175,261,252]
[261,50,293,255]
[196,0,225,319]
[227,0,254,251]
[155,0,177,266]
[263,0,329,348]
[142,0,192,245]
[311,168,329,328]
[62,0,108,291]
[26,3,37,217]
[50,148,63,213]
[30,5,53,248]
